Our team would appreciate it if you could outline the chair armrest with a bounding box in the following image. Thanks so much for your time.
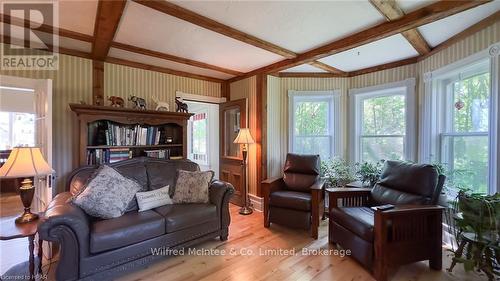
[328,188,371,212]
[262,177,285,197]
[310,179,325,191]
[209,180,235,229]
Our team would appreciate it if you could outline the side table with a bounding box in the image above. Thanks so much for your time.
[0,215,43,281]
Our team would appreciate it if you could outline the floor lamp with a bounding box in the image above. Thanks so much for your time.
[233,128,254,215]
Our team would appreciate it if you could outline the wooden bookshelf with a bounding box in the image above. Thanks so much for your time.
[70,104,193,166]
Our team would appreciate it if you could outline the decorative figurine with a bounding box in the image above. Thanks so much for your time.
[151,96,170,111]
[129,95,147,110]
[108,96,125,107]
[175,97,188,113]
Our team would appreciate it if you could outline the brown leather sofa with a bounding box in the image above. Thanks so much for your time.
[328,160,445,281]
[38,157,234,281]
[263,153,325,239]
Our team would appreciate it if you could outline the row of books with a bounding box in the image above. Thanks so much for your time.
[87,148,133,165]
[89,121,168,146]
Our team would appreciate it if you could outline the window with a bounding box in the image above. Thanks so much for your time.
[0,111,35,150]
[350,79,416,163]
[289,91,341,161]
[422,50,498,195]
[188,112,208,165]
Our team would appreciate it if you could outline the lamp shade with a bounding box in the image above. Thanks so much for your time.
[0,147,53,178]
[233,128,255,144]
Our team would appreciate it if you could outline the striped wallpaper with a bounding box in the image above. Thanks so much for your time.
[1,53,221,193]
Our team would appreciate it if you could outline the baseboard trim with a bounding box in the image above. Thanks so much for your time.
[249,194,263,212]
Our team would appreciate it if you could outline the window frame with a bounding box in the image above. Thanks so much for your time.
[288,90,342,160]
[187,110,209,166]
[421,43,499,195]
[349,78,416,163]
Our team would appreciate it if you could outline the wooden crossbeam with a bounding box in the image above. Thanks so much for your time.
[369,0,431,55]
[92,0,126,60]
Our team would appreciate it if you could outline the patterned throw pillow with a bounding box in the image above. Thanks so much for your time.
[73,165,142,219]
[136,185,172,212]
[172,170,214,204]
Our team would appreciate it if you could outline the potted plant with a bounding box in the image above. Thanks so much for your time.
[321,157,357,188]
[448,190,500,280]
[355,161,383,188]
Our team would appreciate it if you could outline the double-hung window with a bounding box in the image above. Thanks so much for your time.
[188,112,208,165]
[422,45,499,195]
[289,91,341,161]
[350,79,416,163]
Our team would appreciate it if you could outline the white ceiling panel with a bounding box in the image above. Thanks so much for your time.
[172,0,385,53]
[114,1,284,73]
[1,23,91,52]
[398,0,437,13]
[418,1,500,47]
[58,1,98,35]
[318,34,418,72]
[281,64,327,73]
[108,48,234,80]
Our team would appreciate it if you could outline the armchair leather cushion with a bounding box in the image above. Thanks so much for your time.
[90,210,165,254]
[283,153,320,192]
[269,191,311,211]
[154,204,218,233]
[330,207,374,241]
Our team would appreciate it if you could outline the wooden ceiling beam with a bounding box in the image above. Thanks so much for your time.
[369,0,431,55]
[0,13,93,42]
[308,61,348,76]
[229,0,489,81]
[105,57,225,83]
[348,56,418,77]
[133,0,297,59]
[111,41,243,76]
[92,0,126,60]
[274,72,348,78]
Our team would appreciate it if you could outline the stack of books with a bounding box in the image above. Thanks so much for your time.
[86,148,132,165]
[90,121,166,146]
[144,149,170,159]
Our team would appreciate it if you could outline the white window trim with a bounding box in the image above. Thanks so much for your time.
[421,43,500,194]
[288,90,343,159]
[349,78,416,163]
[188,110,209,166]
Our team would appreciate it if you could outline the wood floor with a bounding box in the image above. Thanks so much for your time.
[0,203,487,280]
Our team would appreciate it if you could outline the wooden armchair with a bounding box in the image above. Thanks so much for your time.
[328,161,445,281]
[262,153,325,239]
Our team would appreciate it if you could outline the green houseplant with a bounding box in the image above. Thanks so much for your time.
[448,190,500,280]
[355,161,383,187]
[321,157,357,188]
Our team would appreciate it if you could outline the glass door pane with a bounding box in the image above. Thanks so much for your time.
[224,108,240,157]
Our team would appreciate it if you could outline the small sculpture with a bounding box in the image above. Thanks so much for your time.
[108,96,125,107]
[151,96,169,111]
[129,95,147,110]
[175,97,188,113]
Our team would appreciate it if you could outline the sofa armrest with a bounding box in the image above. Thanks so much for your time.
[209,180,234,230]
[38,192,91,281]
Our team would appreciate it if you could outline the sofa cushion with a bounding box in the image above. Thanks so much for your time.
[90,210,165,254]
[146,160,199,197]
[153,204,217,233]
[330,207,374,241]
[172,170,214,204]
[269,191,311,211]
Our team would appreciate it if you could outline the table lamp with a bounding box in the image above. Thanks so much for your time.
[0,147,53,224]
[233,128,254,215]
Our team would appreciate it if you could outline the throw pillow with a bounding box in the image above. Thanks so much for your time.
[136,185,172,211]
[172,170,214,204]
[72,165,142,219]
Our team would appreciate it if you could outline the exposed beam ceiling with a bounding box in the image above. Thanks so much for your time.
[110,41,243,76]
[0,13,93,42]
[229,0,490,82]
[369,0,431,55]
[348,56,418,77]
[132,0,347,75]
[105,57,224,83]
[308,61,349,76]
[92,0,126,60]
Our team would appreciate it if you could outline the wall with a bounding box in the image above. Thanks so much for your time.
[265,21,500,180]
[1,52,221,193]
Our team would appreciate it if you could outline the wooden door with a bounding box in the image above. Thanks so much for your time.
[219,99,247,206]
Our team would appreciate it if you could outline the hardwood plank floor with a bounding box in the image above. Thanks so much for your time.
[0,203,486,280]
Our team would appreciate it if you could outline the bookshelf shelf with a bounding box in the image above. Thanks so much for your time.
[70,104,193,166]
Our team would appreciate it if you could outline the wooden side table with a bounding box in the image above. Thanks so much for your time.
[0,215,43,281]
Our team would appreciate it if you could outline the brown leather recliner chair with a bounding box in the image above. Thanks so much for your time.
[328,160,445,281]
[262,153,325,239]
